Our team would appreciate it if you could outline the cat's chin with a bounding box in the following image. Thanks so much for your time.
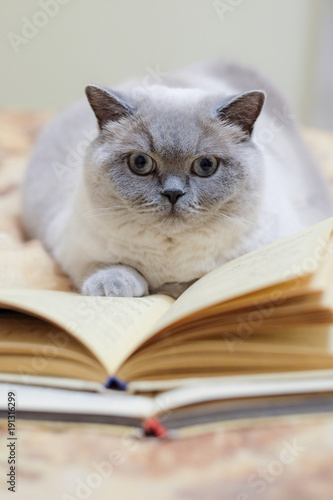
[168,205,181,217]
[158,208,197,232]
[162,204,187,221]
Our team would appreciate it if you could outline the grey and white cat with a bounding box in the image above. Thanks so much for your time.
[22,60,333,298]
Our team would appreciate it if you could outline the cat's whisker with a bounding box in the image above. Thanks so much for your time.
[208,211,257,227]
[79,206,125,216]
[74,205,128,222]
[139,207,159,213]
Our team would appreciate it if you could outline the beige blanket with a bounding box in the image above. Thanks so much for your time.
[1,110,333,292]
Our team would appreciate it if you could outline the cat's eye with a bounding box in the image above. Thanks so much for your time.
[128,153,155,175]
[191,156,218,177]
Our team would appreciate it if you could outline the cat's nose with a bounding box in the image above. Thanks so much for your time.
[161,188,185,205]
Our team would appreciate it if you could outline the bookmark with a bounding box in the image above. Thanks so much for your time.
[104,376,127,391]
[142,417,168,438]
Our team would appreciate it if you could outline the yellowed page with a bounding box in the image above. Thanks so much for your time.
[0,311,96,364]
[152,217,333,334]
[0,354,106,382]
[0,289,173,375]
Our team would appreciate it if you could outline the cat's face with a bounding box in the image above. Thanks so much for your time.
[84,85,265,234]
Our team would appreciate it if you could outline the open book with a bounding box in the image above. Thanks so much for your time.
[2,217,333,429]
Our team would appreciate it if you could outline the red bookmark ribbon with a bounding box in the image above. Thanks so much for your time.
[143,418,168,438]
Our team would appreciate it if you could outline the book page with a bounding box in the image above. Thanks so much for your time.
[128,369,333,394]
[0,289,173,375]
[152,217,333,334]
[0,383,154,421]
[152,370,333,416]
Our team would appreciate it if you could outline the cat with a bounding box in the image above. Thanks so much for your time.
[22,59,333,298]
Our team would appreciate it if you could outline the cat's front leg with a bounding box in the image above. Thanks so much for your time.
[81,265,149,297]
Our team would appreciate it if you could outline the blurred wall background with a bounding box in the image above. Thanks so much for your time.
[0,0,331,128]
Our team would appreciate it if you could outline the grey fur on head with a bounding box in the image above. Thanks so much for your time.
[21,60,333,298]
[83,84,265,235]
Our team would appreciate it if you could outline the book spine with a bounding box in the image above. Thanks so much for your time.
[104,376,127,391]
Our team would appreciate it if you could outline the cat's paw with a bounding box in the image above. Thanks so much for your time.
[81,265,149,297]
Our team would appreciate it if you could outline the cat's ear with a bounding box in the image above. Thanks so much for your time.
[217,91,265,137]
[85,85,134,129]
